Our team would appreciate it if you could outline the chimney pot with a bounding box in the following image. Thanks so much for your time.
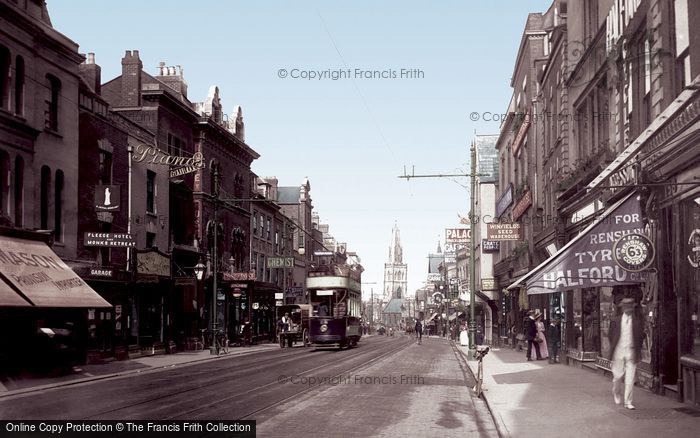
[87,53,95,64]
[125,50,132,57]
[133,50,139,57]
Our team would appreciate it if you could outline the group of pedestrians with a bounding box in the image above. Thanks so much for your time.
[521,297,645,410]
[523,309,561,363]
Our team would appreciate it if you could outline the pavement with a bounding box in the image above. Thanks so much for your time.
[457,343,700,438]
[0,343,280,397]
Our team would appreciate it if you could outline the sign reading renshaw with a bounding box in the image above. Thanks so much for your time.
[524,194,649,295]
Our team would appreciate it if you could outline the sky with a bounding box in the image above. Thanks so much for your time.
[49,0,552,300]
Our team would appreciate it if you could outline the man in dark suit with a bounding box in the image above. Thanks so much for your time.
[524,310,542,361]
[609,297,645,410]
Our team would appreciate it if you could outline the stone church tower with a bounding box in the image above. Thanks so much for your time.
[383,222,408,303]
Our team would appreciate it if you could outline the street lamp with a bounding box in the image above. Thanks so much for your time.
[193,259,206,281]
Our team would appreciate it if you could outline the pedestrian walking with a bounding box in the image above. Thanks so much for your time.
[609,297,645,410]
[415,319,423,345]
[524,310,542,361]
[535,313,548,360]
[547,316,561,363]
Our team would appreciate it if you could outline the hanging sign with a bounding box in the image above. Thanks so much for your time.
[84,232,135,248]
[95,185,120,212]
[688,229,700,269]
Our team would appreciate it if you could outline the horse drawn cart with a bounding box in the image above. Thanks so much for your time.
[277,304,311,348]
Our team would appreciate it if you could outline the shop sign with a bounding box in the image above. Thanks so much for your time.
[267,257,294,268]
[444,242,466,253]
[432,292,444,304]
[286,287,304,297]
[606,0,642,55]
[512,189,532,221]
[524,193,649,294]
[89,268,113,278]
[132,143,205,177]
[84,232,135,248]
[496,184,514,217]
[613,233,655,272]
[512,114,530,156]
[445,228,471,243]
[231,283,248,289]
[427,273,442,282]
[228,272,256,281]
[275,292,284,300]
[487,223,522,241]
[482,240,500,252]
[275,300,284,306]
[136,249,171,277]
[95,185,120,212]
[481,278,497,291]
[688,229,700,269]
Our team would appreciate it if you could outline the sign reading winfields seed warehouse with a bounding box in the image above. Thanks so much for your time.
[523,194,649,295]
[487,223,521,241]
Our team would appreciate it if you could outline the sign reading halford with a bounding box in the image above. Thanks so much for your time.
[516,193,649,295]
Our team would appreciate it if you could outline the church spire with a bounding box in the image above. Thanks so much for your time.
[437,240,442,253]
[388,222,402,263]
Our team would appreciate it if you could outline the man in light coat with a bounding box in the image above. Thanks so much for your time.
[608,297,645,410]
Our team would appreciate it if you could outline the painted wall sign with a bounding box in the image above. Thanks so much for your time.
[136,249,171,277]
[95,185,120,212]
[613,233,655,272]
[227,271,256,281]
[487,223,522,241]
[512,114,530,156]
[84,232,135,248]
[286,286,304,297]
[606,0,642,55]
[496,183,514,217]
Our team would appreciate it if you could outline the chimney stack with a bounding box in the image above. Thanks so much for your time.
[79,52,101,94]
[120,49,142,107]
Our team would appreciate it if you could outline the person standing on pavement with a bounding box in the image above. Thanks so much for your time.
[524,310,542,361]
[547,316,561,363]
[609,297,645,410]
[415,319,423,344]
[535,313,548,360]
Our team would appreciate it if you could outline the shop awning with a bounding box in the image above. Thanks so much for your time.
[507,192,650,295]
[0,280,32,306]
[0,235,111,308]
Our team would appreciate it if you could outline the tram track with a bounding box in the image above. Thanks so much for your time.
[74,336,406,421]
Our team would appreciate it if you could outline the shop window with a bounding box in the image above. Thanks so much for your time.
[682,198,700,356]
[674,0,691,92]
[146,232,156,248]
[599,287,615,360]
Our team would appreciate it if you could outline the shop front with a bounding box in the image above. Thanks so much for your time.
[133,248,172,356]
[0,230,112,374]
[507,193,653,384]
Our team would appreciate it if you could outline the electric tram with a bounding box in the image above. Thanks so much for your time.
[307,256,363,349]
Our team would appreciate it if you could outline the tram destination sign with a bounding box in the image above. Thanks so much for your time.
[84,232,135,248]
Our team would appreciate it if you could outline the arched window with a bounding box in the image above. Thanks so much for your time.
[40,165,50,229]
[0,46,9,110]
[14,56,24,115]
[14,156,23,226]
[0,151,9,217]
[45,74,61,131]
[54,170,64,241]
